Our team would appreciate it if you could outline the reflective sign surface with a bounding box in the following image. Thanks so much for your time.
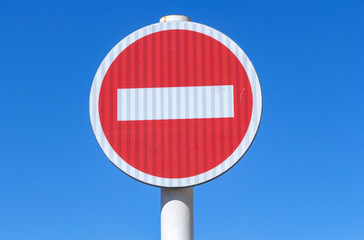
[90,21,262,187]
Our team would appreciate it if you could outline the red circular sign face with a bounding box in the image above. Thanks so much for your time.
[90,22,262,187]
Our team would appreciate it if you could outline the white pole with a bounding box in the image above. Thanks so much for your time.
[159,15,193,240]
[161,188,194,240]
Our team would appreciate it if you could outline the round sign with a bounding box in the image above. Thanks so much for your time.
[90,21,262,187]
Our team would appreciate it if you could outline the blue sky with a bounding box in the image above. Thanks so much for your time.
[1,0,363,239]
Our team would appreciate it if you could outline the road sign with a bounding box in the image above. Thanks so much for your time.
[90,21,262,187]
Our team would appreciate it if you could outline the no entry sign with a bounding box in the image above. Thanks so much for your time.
[90,21,262,187]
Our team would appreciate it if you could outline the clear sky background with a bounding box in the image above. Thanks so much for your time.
[1,0,363,239]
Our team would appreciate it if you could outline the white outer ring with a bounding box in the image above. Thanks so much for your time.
[89,21,262,188]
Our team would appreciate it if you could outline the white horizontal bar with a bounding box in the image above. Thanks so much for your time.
[117,85,234,121]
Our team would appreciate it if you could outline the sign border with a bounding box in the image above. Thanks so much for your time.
[89,21,262,187]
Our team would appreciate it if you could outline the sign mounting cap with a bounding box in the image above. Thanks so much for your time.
[159,15,191,22]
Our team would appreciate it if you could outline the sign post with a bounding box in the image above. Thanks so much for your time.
[90,14,262,240]
[161,187,193,240]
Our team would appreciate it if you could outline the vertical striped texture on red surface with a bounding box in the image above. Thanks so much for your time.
[99,30,253,178]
